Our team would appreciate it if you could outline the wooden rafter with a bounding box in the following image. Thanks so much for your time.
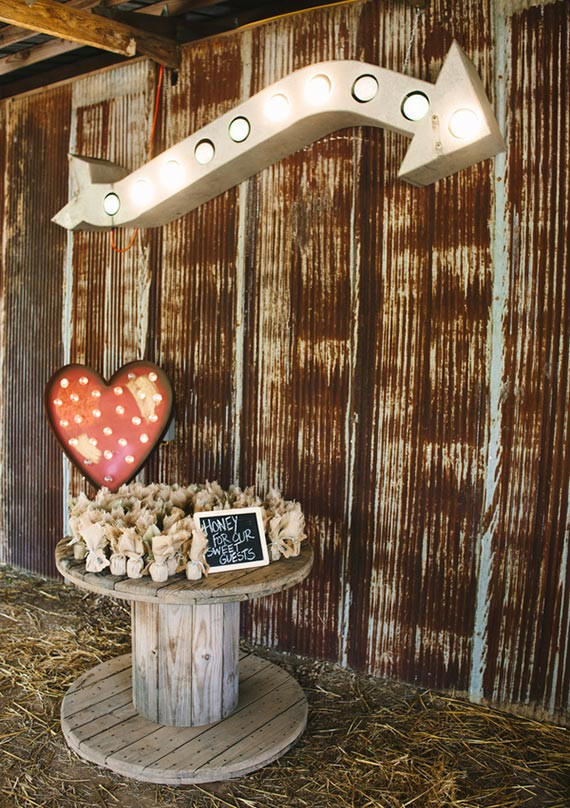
[0,0,223,78]
[0,0,180,67]
[0,0,221,48]
[0,1,100,48]
[0,38,83,78]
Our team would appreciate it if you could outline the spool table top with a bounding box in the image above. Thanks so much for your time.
[55,538,313,605]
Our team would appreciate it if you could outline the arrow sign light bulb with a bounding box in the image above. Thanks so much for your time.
[401,91,430,121]
[52,41,505,232]
[448,108,481,139]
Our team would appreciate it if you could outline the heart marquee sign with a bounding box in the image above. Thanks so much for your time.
[45,361,173,491]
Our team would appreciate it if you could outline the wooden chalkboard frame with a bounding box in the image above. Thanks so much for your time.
[196,507,270,574]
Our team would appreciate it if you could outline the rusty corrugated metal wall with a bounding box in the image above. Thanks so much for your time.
[0,0,568,723]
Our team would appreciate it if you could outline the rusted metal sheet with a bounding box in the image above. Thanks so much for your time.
[480,0,570,724]
[0,85,71,576]
[0,0,568,724]
[65,61,156,499]
[237,3,363,664]
[0,102,5,567]
[144,33,245,489]
[343,0,496,693]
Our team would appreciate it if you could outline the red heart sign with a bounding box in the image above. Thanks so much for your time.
[45,362,173,491]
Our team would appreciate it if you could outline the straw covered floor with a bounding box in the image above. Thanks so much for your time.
[1,565,569,808]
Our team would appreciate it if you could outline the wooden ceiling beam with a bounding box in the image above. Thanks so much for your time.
[0,38,83,77]
[0,0,252,49]
[0,1,104,47]
[0,1,165,49]
[0,0,180,67]
[0,0,220,78]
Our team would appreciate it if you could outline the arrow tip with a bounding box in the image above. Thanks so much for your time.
[399,41,505,186]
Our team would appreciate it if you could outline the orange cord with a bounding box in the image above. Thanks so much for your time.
[110,64,165,253]
[110,227,139,252]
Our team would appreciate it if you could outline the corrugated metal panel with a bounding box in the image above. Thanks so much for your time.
[66,61,156,499]
[0,85,71,576]
[0,101,6,567]
[144,33,244,488]
[344,0,495,691]
[481,0,570,723]
[238,3,362,663]
[0,0,568,723]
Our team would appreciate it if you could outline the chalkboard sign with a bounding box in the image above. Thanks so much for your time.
[195,507,269,573]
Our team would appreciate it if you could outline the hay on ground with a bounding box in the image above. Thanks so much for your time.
[1,565,569,808]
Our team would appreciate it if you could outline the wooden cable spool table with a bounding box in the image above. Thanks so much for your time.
[55,539,313,785]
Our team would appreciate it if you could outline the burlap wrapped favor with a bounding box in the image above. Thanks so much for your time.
[168,484,194,509]
[163,507,186,531]
[68,492,92,523]
[109,552,127,576]
[118,528,145,579]
[68,495,103,561]
[165,526,192,575]
[186,520,210,580]
[148,533,182,582]
[67,481,306,574]
[127,558,144,578]
[107,525,127,576]
[261,488,286,529]
[148,534,174,582]
[82,522,111,573]
[228,484,262,510]
[268,503,306,560]
[193,481,229,512]
[134,509,158,539]
[71,540,87,561]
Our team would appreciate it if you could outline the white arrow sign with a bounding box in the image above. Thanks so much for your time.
[53,41,505,231]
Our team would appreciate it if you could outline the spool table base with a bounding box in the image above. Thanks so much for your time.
[61,652,307,784]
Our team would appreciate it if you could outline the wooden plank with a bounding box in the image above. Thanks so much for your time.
[0,39,83,78]
[67,654,132,694]
[105,658,290,773]
[65,689,134,732]
[222,603,240,716]
[0,0,179,67]
[202,699,307,772]
[79,714,158,766]
[156,568,253,600]
[81,654,264,762]
[0,0,214,81]
[156,545,314,603]
[135,0,223,15]
[114,575,175,598]
[72,702,138,742]
[82,570,125,591]
[156,603,195,725]
[63,669,133,718]
[190,603,224,725]
[132,602,159,723]
[0,0,113,47]
[151,676,304,778]
[0,0,137,55]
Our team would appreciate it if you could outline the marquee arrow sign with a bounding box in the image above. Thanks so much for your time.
[53,41,505,232]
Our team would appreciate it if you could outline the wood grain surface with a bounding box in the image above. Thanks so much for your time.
[56,539,313,605]
[61,652,307,783]
[131,600,240,726]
